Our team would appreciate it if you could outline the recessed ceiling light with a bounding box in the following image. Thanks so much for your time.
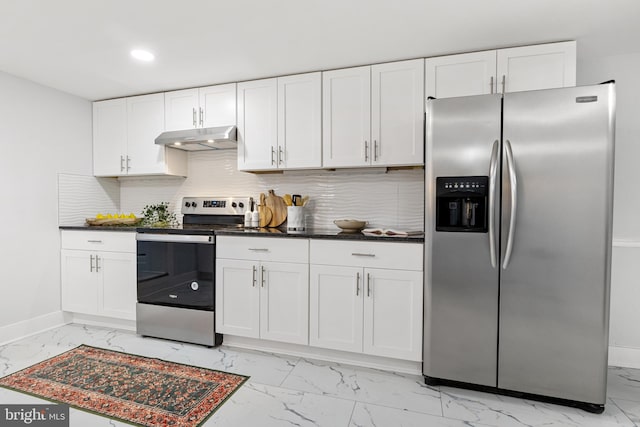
[131,49,155,62]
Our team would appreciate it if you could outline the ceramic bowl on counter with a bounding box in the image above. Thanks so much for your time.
[333,219,367,232]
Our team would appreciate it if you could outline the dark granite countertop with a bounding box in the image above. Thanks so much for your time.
[215,227,425,242]
[59,225,424,242]
[59,225,138,232]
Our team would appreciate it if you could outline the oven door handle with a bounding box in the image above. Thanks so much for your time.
[136,234,213,244]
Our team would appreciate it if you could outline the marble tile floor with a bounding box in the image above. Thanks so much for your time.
[0,324,639,427]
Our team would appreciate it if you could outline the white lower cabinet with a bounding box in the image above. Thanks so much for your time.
[310,240,423,361]
[216,237,309,345]
[60,231,136,321]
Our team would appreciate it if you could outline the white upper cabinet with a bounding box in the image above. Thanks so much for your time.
[496,41,576,93]
[277,72,322,169]
[164,83,237,131]
[371,59,424,166]
[322,66,371,168]
[93,98,127,176]
[426,41,576,99]
[323,60,424,168]
[238,73,322,171]
[126,93,169,175]
[237,78,278,170]
[93,93,187,177]
[425,51,497,98]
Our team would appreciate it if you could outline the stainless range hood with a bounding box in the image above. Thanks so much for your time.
[155,126,237,151]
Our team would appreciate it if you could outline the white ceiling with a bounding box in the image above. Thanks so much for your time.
[1,0,638,101]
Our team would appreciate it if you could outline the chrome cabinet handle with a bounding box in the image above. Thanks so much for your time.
[278,146,284,165]
[199,107,204,126]
[490,76,494,94]
[488,140,499,268]
[271,146,276,165]
[367,273,371,297]
[261,265,266,287]
[351,253,375,257]
[501,75,506,94]
[126,156,131,172]
[374,140,379,161]
[356,272,360,296]
[248,248,269,252]
[120,155,125,172]
[192,108,197,127]
[364,141,369,162]
[95,255,101,272]
[87,240,103,243]
[503,139,517,269]
[89,254,95,272]
[252,265,257,287]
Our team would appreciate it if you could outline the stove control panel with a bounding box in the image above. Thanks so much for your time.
[182,197,251,215]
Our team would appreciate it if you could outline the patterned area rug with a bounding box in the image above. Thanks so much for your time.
[0,345,248,426]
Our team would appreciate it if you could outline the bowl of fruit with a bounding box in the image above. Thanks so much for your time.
[86,213,141,227]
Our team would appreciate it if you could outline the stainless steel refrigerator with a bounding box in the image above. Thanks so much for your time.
[423,83,616,413]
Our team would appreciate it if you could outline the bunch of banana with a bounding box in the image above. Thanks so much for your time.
[95,213,137,219]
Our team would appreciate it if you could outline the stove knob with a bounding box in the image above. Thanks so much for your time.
[184,202,191,208]
[238,202,244,209]
[191,202,198,208]
[231,202,237,208]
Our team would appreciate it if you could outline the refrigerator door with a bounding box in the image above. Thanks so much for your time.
[424,94,502,386]
[499,84,615,404]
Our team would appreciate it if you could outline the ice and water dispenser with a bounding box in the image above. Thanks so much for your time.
[435,176,488,232]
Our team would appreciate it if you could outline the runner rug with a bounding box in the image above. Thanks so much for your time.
[0,345,248,426]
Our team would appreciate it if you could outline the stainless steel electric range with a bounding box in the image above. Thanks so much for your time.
[135,196,250,346]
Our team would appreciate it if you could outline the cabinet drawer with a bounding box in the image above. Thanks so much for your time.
[310,240,423,271]
[61,230,136,253]
[217,236,309,263]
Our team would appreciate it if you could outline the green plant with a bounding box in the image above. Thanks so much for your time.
[140,202,178,228]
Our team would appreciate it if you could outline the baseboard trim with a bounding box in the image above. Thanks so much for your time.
[612,240,640,248]
[608,345,640,369]
[0,311,71,346]
[70,313,136,332]
[222,335,422,375]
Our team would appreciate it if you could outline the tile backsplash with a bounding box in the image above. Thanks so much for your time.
[119,150,425,231]
[58,174,119,226]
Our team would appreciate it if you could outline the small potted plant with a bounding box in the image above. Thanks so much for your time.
[140,202,178,228]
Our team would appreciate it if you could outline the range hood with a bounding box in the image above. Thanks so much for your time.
[155,126,237,151]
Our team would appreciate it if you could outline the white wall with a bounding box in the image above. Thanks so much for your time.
[0,71,92,341]
[578,51,640,367]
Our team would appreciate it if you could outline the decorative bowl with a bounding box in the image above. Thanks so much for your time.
[333,219,367,232]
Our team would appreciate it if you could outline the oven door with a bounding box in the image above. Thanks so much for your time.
[136,234,214,310]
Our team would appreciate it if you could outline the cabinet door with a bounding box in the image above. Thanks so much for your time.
[93,99,127,176]
[309,265,363,353]
[363,269,423,361]
[322,66,371,168]
[126,93,167,175]
[425,50,497,98]
[497,41,576,93]
[99,252,136,320]
[200,83,237,128]
[216,259,260,338]
[260,261,309,345]
[237,78,278,171]
[371,59,424,166]
[164,88,199,131]
[61,250,98,315]
[277,72,322,169]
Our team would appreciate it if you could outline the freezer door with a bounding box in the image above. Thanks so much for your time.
[424,94,502,386]
[499,84,615,404]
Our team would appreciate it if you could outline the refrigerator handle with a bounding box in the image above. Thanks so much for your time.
[488,140,500,268]
[503,140,518,269]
